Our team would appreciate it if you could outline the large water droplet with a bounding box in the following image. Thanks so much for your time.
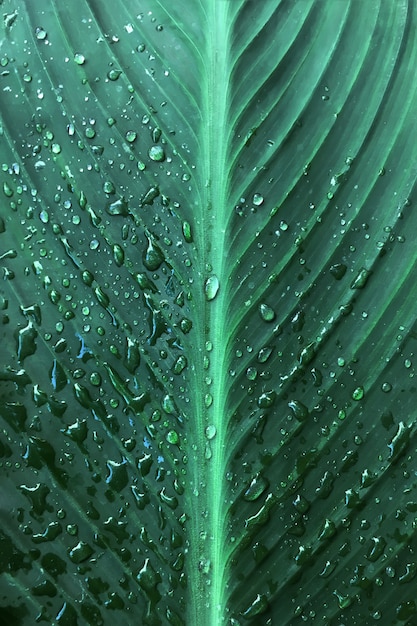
[244,474,269,501]
[106,197,129,216]
[35,27,47,40]
[205,424,216,440]
[257,346,273,363]
[204,275,219,301]
[143,235,164,271]
[74,53,86,65]
[259,303,275,322]
[253,193,264,206]
[351,267,371,289]
[149,145,165,162]
[182,221,193,243]
[16,321,38,362]
[113,244,124,267]
[172,355,187,375]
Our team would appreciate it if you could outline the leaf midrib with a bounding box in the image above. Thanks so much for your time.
[187,2,232,624]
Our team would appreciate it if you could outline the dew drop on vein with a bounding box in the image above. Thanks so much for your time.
[204,275,219,301]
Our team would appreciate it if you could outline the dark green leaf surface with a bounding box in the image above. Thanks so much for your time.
[1,1,417,624]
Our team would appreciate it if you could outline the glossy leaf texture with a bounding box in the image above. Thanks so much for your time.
[1,1,417,625]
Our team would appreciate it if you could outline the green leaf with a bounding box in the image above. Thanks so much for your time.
[1,1,417,624]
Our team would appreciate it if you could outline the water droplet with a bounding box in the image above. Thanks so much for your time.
[257,346,273,363]
[172,355,187,375]
[35,27,47,40]
[136,558,161,605]
[143,235,164,271]
[259,303,275,322]
[50,359,67,392]
[162,394,177,415]
[166,430,179,445]
[242,593,269,618]
[257,390,276,408]
[74,53,86,65]
[16,321,38,362]
[3,181,13,197]
[125,130,137,143]
[68,541,94,564]
[204,275,219,301]
[106,459,128,491]
[366,536,387,562]
[351,267,371,289]
[107,69,122,81]
[388,421,410,461]
[149,145,165,161]
[204,393,213,408]
[81,270,94,286]
[330,263,347,280]
[106,196,129,216]
[140,186,160,206]
[102,181,115,196]
[298,342,316,366]
[205,424,216,440]
[152,127,162,142]
[288,399,309,421]
[246,366,257,380]
[180,318,192,333]
[253,193,264,206]
[85,127,96,139]
[124,337,140,374]
[113,244,124,267]
[182,221,193,243]
[352,386,364,401]
[89,372,101,387]
[244,474,269,501]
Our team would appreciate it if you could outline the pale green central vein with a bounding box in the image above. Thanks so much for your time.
[188,1,232,625]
